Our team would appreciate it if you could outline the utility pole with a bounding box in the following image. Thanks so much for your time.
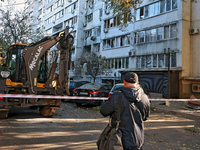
[164,48,171,106]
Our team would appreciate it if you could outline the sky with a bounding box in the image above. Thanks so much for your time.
[0,0,26,11]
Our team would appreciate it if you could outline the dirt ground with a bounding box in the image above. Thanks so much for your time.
[0,101,200,150]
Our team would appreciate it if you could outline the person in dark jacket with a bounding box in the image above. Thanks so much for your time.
[100,72,150,150]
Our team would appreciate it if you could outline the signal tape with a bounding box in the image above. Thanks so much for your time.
[0,94,200,101]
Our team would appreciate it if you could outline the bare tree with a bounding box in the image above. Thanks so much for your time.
[75,52,107,83]
[0,7,43,50]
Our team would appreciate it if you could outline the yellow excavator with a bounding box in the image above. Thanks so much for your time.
[0,26,74,118]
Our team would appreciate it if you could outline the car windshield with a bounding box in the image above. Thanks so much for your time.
[112,85,124,92]
[79,83,103,90]
[69,82,76,88]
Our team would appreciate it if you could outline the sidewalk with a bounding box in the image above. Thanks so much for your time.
[150,101,200,119]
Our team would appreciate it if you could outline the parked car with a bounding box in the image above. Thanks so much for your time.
[108,83,149,97]
[72,83,112,106]
[108,83,124,97]
[69,80,90,96]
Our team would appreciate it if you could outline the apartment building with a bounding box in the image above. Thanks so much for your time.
[24,0,200,98]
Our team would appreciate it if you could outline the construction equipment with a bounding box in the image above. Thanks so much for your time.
[0,26,74,118]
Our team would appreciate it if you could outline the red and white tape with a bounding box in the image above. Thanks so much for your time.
[0,94,200,101]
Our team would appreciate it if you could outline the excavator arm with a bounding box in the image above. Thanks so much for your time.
[22,26,74,95]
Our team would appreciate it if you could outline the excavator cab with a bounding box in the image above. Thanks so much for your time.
[6,43,48,83]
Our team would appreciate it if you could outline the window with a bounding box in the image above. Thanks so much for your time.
[103,34,130,49]
[154,2,160,15]
[141,56,146,68]
[149,4,154,17]
[172,0,177,9]
[171,53,176,67]
[170,24,177,38]
[166,0,171,11]
[136,56,141,68]
[99,9,102,18]
[136,53,176,69]
[136,0,177,20]
[160,0,165,13]
[144,5,149,18]
[150,29,156,42]
[146,55,151,68]
[139,31,144,43]
[158,54,164,67]
[145,30,151,42]
[153,55,157,67]
[164,26,169,39]
[157,27,164,40]
[121,35,126,46]
[86,13,93,23]
[94,43,100,52]
[116,37,121,47]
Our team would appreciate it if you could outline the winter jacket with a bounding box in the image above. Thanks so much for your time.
[100,85,150,148]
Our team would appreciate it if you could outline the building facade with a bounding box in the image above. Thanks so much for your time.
[24,0,200,98]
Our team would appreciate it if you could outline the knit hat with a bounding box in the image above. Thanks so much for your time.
[124,72,138,83]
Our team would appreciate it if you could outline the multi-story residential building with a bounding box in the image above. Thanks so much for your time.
[24,0,200,99]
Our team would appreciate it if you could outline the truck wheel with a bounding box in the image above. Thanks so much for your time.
[0,110,9,119]
[29,106,38,109]
[76,103,82,106]
[39,106,55,117]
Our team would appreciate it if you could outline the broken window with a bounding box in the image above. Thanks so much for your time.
[140,7,144,19]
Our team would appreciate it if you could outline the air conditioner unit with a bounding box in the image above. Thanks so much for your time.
[68,0,72,2]
[83,23,87,27]
[129,51,135,57]
[105,9,110,15]
[104,28,108,33]
[190,28,199,35]
[192,84,200,92]
[60,3,64,7]
[71,10,74,14]
[52,20,55,24]
[91,36,96,41]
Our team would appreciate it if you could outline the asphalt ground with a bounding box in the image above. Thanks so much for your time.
[0,101,199,150]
